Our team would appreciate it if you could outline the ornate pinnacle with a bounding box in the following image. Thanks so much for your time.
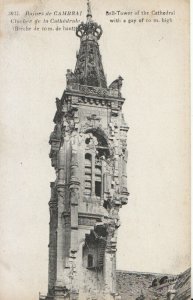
[76,0,103,40]
[86,0,92,22]
[74,0,106,88]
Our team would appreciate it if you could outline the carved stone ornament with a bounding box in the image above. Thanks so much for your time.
[76,21,103,40]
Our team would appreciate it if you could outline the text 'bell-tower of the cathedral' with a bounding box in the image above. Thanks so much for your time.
[44,1,129,299]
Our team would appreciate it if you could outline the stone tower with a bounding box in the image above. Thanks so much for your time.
[46,1,129,300]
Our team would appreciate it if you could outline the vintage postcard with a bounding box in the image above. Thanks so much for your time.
[0,0,190,299]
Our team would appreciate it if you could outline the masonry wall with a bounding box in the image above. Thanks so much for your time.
[173,268,191,300]
[75,231,105,300]
[116,269,191,300]
[116,271,155,300]
[116,270,177,300]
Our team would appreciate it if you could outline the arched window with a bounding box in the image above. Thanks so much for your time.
[159,276,168,285]
[84,130,110,200]
[152,279,158,287]
[86,129,110,159]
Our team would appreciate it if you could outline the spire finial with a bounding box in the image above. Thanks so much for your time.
[86,0,92,22]
[76,0,103,40]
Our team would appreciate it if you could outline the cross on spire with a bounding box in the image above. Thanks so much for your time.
[86,0,92,22]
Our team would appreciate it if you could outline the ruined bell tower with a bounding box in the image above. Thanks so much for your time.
[46,1,129,299]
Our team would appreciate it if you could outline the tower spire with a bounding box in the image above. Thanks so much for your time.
[74,0,106,87]
[86,0,92,22]
[46,2,129,300]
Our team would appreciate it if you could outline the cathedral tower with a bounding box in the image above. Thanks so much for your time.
[46,1,129,299]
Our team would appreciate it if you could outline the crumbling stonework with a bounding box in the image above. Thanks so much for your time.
[116,271,177,300]
[44,2,129,300]
[172,268,191,300]
[116,268,191,300]
[39,2,191,300]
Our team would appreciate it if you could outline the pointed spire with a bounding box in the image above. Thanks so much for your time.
[86,0,92,22]
[74,0,107,88]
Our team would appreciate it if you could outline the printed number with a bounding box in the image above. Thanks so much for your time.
[8,11,19,16]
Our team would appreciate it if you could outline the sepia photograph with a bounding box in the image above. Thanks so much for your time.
[0,0,190,299]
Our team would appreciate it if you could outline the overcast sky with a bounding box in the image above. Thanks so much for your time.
[0,1,190,300]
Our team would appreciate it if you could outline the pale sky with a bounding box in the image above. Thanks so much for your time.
[0,1,190,300]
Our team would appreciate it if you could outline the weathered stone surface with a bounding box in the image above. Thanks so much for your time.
[39,2,192,300]
[173,268,191,300]
[116,268,191,300]
[44,2,129,300]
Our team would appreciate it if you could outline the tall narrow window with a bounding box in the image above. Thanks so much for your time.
[88,254,93,268]
[95,182,101,197]
[95,165,101,197]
